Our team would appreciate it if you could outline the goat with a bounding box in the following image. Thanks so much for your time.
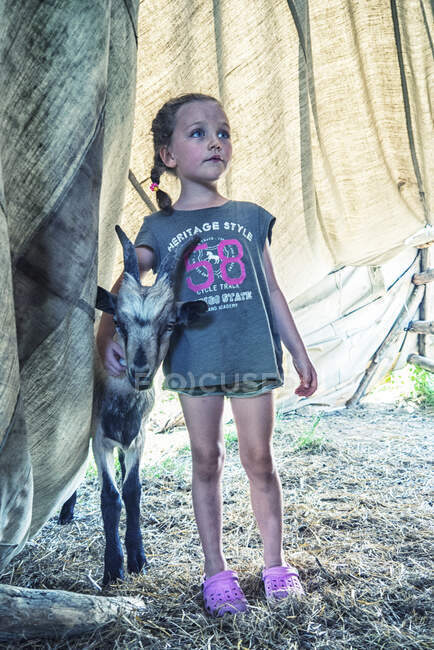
[59,226,206,584]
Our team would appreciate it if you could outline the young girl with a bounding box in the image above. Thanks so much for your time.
[97,93,317,616]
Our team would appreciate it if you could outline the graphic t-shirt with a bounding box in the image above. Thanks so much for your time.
[134,200,284,391]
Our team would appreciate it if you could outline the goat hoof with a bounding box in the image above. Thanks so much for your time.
[127,553,147,575]
[58,492,77,524]
[58,512,73,525]
[58,505,75,525]
[103,567,125,585]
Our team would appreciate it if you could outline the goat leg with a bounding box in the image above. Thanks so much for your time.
[118,449,126,483]
[58,491,77,525]
[100,470,124,584]
[123,461,147,575]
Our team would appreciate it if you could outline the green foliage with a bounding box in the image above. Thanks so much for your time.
[293,415,325,453]
[85,450,125,481]
[409,364,434,407]
[224,429,239,451]
[177,444,191,455]
[85,457,98,479]
[143,455,187,480]
[382,364,434,408]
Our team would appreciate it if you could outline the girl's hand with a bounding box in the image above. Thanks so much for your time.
[97,336,126,376]
[292,355,318,397]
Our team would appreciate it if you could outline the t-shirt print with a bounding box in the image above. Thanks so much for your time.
[134,201,284,389]
[169,219,253,312]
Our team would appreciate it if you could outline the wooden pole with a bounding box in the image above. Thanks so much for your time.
[0,584,146,641]
[408,320,434,334]
[411,267,434,285]
[128,169,156,213]
[407,353,434,373]
[416,249,429,356]
[346,285,425,406]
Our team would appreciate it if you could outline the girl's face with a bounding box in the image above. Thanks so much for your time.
[160,100,232,186]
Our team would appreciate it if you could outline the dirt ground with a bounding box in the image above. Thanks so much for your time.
[1,395,432,649]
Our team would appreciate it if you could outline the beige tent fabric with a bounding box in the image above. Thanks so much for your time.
[0,0,139,572]
[122,0,432,300]
[0,166,32,570]
[0,171,21,450]
[282,248,422,409]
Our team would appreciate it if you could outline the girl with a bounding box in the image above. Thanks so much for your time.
[97,93,317,616]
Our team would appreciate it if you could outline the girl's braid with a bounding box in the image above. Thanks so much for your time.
[150,93,221,215]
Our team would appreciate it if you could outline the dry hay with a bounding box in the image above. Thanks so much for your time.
[1,401,433,649]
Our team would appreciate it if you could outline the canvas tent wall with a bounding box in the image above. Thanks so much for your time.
[0,0,432,573]
[121,0,433,408]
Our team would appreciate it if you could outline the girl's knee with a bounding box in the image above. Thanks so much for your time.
[192,442,226,481]
[240,448,275,480]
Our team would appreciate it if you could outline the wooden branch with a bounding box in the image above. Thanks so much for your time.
[412,268,434,285]
[346,285,425,406]
[408,320,434,334]
[0,584,145,641]
[128,169,156,213]
[407,354,434,373]
[417,249,429,356]
[155,411,185,434]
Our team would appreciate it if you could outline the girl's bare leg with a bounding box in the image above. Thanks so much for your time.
[179,393,226,578]
[230,391,284,569]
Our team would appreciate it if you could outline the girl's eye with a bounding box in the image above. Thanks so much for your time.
[218,130,230,139]
[190,128,205,138]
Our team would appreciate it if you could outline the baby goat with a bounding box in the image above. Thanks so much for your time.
[60,227,206,584]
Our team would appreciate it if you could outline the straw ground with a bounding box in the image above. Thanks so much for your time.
[1,393,432,649]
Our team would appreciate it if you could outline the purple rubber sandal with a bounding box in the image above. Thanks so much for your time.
[202,570,249,616]
[262,564,305,600]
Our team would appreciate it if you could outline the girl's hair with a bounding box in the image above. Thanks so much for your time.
[150,93,222,215]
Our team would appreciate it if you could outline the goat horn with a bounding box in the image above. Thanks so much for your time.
[115,225,140,283]
[156,235,201,286]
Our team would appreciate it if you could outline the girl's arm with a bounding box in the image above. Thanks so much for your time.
[263,243,317,397]
[96,245,155,375]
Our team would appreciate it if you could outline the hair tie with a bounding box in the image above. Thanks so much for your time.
[150,182,159,192]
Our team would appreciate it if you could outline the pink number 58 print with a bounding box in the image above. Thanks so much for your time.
[185,239,246,292]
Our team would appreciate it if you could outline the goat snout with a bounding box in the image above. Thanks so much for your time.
[133,345,148,368]
[128,367,152,390]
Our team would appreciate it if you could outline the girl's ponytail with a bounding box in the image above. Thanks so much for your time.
[150,163,172,215]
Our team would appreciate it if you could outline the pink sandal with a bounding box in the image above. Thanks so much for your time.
[202,570,249,616]
[262,564,305,600]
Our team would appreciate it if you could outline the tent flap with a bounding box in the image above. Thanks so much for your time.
[0,0,140,570]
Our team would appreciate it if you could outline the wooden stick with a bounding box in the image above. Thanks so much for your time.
[417,249,429,356]
[0,584,145,641]
[128,169,156,213]
[407,353,434,373]
[346,285,425,406]
[408,320,434,334]
[412,268,434,285]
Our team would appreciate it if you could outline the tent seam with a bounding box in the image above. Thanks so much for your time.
[419,0,434,60]
[122,0,138,47]
[390,0,429,224]
[0,389,21,456]
[12,106,106,272]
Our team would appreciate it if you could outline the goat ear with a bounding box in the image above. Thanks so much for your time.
[95,286,117,314]
[176,300,208,326]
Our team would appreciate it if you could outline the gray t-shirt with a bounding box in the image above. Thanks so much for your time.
[134,200,283,391]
